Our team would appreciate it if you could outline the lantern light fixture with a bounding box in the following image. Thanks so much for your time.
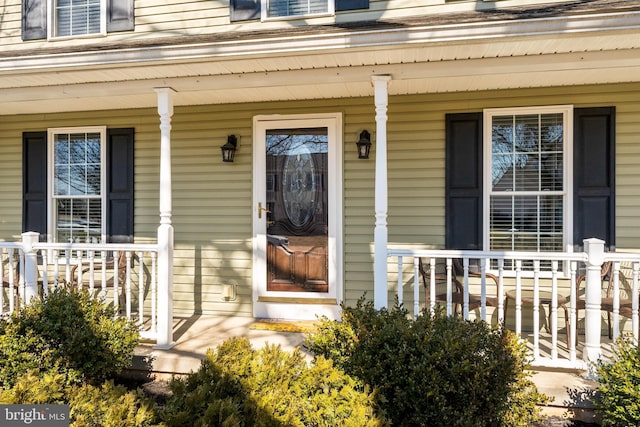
[221,135,238,163]
[356,130,371,159]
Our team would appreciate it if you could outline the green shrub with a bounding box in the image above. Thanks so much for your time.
[0,370,160,427]
[0,287,140,387]
[161,337,385,426]
[0,369,67,404]
[595,336,640,426]
[68,380,159,427]
[305,297,550,427]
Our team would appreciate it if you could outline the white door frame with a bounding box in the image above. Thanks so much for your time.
[252,113,343,320]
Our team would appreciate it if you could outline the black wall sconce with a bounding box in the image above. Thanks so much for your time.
[356,130,371,159]
[221,135,238,163]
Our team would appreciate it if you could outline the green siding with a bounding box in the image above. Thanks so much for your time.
[0,0,574,53]
[1,83,640,315]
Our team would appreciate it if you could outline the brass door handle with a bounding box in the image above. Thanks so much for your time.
[258,202,271,219]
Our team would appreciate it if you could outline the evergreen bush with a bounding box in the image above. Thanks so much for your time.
[0,287,140,387]
[305,297,550,426]
[160,337,385,426]
[595,336,640,426]
[0,370,160,427]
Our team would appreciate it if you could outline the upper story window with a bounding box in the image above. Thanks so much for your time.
[53,0,105,38]
[230,0,367,22]
[265,0,332,18]
[483,106,572,254]
[22,0,133,41]
[48,127,107,243]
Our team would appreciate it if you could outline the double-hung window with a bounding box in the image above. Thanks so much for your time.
[264,0,333,19]
[230,0,366,22]
[23,0,133,41]
[51,0,106,38]
[484,106,572,254]
[48,127,107,243]
[445,106,613,267]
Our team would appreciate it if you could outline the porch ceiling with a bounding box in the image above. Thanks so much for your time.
[1,6,640,115]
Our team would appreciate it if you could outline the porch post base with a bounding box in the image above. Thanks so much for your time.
[152,343,175,350]
[156,223,175,349]
[582,237,605,378]
[22,231,40,303]
[582,346,602,380]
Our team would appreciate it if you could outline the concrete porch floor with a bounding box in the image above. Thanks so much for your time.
[134,315,309,376]
[131,315,600,424]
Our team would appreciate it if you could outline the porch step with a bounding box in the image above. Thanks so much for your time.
[532,368,599,424]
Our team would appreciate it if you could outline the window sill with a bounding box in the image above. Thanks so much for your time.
[261,11,334,22]
[48,32,107,42]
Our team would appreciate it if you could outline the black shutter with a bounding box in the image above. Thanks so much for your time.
[445,112,483,250]
[23,132,48,241]
[336,0,368,11]
[336,0,369,12]
[230,0,260,21]
[107,128,135,243]
[573,107,616,250]
[107,0,134,32]
[22,0,47,40]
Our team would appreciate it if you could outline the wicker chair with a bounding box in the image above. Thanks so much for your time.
[572,261,637,340]
[1,261,20,310]
[69,251,128,294]
[419,257,499,317]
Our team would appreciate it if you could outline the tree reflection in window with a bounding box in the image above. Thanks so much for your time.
[52,131,103,243]
[489,112,565,255]
[266,128,328,235]
[266,128,328,156]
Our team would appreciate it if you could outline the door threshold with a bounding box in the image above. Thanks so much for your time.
[257,296,337,305]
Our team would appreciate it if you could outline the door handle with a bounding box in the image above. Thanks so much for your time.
[258,202,271,219]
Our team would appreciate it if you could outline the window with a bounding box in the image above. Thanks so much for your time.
[445,107,614,259]
[52,0,105,37]
[484,106,572,253]
[230,0,367,22]
[24,128,134,244]
[48,127,107,243]
[265,0,331,18]
[22,0,133,41]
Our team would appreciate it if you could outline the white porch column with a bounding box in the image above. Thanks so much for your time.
[372,75,391,309]
[583,238,604,374]
[22,231,40,303]
[154,87,175,349]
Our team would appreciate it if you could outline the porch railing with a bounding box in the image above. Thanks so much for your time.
[0,232,168,346]
[388,238,640,371]
[0,243,25,314]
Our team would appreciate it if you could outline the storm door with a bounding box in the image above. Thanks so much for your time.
[253,114,342,320]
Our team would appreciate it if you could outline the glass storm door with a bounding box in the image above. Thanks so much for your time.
[253,115,342,320]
